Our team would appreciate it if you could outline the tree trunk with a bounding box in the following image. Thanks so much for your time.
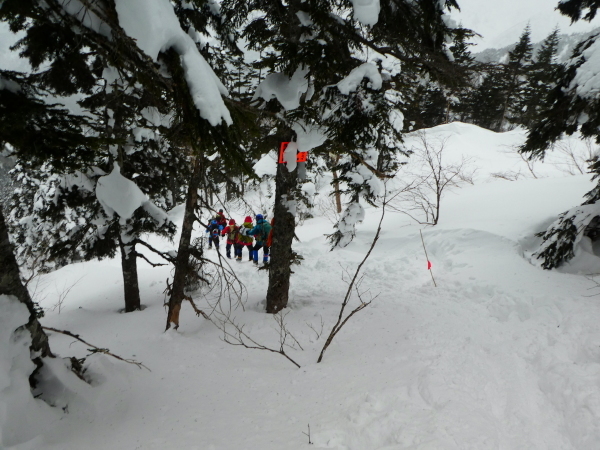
[331,154,342,214]
[165,157,203,330]
[118,237,141,312]
[265,159,298,314]
[0,205,53,386]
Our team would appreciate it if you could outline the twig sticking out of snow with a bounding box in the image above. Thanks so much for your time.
[317,189,387,363]
[216,310,302,369]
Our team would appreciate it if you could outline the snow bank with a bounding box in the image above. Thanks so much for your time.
[114,0,231,126]
[571,37,600,99]
[24,122,600,449]
[0,295,50,448]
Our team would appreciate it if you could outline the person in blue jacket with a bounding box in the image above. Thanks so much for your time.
[205,219,221,251]
[246,214,272,265]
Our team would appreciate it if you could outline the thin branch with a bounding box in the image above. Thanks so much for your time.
[134,252,167,268]
[42,326,150,371]
[133,239,176,264]
[317,189,387,363]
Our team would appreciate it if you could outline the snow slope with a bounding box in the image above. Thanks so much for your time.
[6,123,600,449]
[450,0,600,51]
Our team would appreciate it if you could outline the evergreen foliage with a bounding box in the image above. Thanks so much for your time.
[1,1,259,313]
[557,0,600,22]
[516,29,561,129]
[522,1,600,270]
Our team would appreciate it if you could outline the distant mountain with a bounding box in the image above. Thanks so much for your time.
[474,28,600,64]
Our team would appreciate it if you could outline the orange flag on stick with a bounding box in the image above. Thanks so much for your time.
[420,230,437,287]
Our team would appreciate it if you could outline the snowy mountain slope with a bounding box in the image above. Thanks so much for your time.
[6,123,600,449]
[451,0,600,51]
[475,27,600,65]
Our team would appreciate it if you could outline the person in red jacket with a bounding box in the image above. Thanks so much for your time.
[221,219,240,259]
[213,209,227,230]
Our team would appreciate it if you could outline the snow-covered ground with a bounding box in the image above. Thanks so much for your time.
[6,123,600,449]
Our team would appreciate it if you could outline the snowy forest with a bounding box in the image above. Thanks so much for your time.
[2,0,600,448]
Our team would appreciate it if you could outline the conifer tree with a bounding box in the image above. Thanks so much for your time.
[223,0,469,313]
[465,66,506,130]
[402,27,478,129]
[464,27,533,131]
[2,0,255,318]
[557,0,600,22]
[521,1,600,269]
[162,2,260,330]
[501,26,534,130]
[1,1,186,312]
[515,28,561,128]
[0,71,106,389]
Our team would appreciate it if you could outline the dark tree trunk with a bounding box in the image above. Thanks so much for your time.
[165,157,203,330]
[265,160,298,314]
[118,237,141,312]
[0,205,53,386]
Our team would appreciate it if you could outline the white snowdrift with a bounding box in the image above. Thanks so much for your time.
[13,123,600,449]
[0,296,50,448]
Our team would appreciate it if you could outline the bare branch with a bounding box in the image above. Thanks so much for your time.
[317,188,388,363]
[134,252,167,268]
[42,326,150,371]
[133,239,176,264]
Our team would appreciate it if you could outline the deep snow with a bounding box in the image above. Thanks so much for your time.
[5,123,600,449]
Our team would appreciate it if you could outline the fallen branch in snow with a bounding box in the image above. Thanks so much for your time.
[216,311,302,369]
[317,190,387,363]
[42,326,150,371]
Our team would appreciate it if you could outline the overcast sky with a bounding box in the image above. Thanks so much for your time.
[451,0,600,50]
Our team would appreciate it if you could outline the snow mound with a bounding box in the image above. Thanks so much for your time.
[0,296,50,448]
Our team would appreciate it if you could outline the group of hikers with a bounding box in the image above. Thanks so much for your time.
[205,209,273,265]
